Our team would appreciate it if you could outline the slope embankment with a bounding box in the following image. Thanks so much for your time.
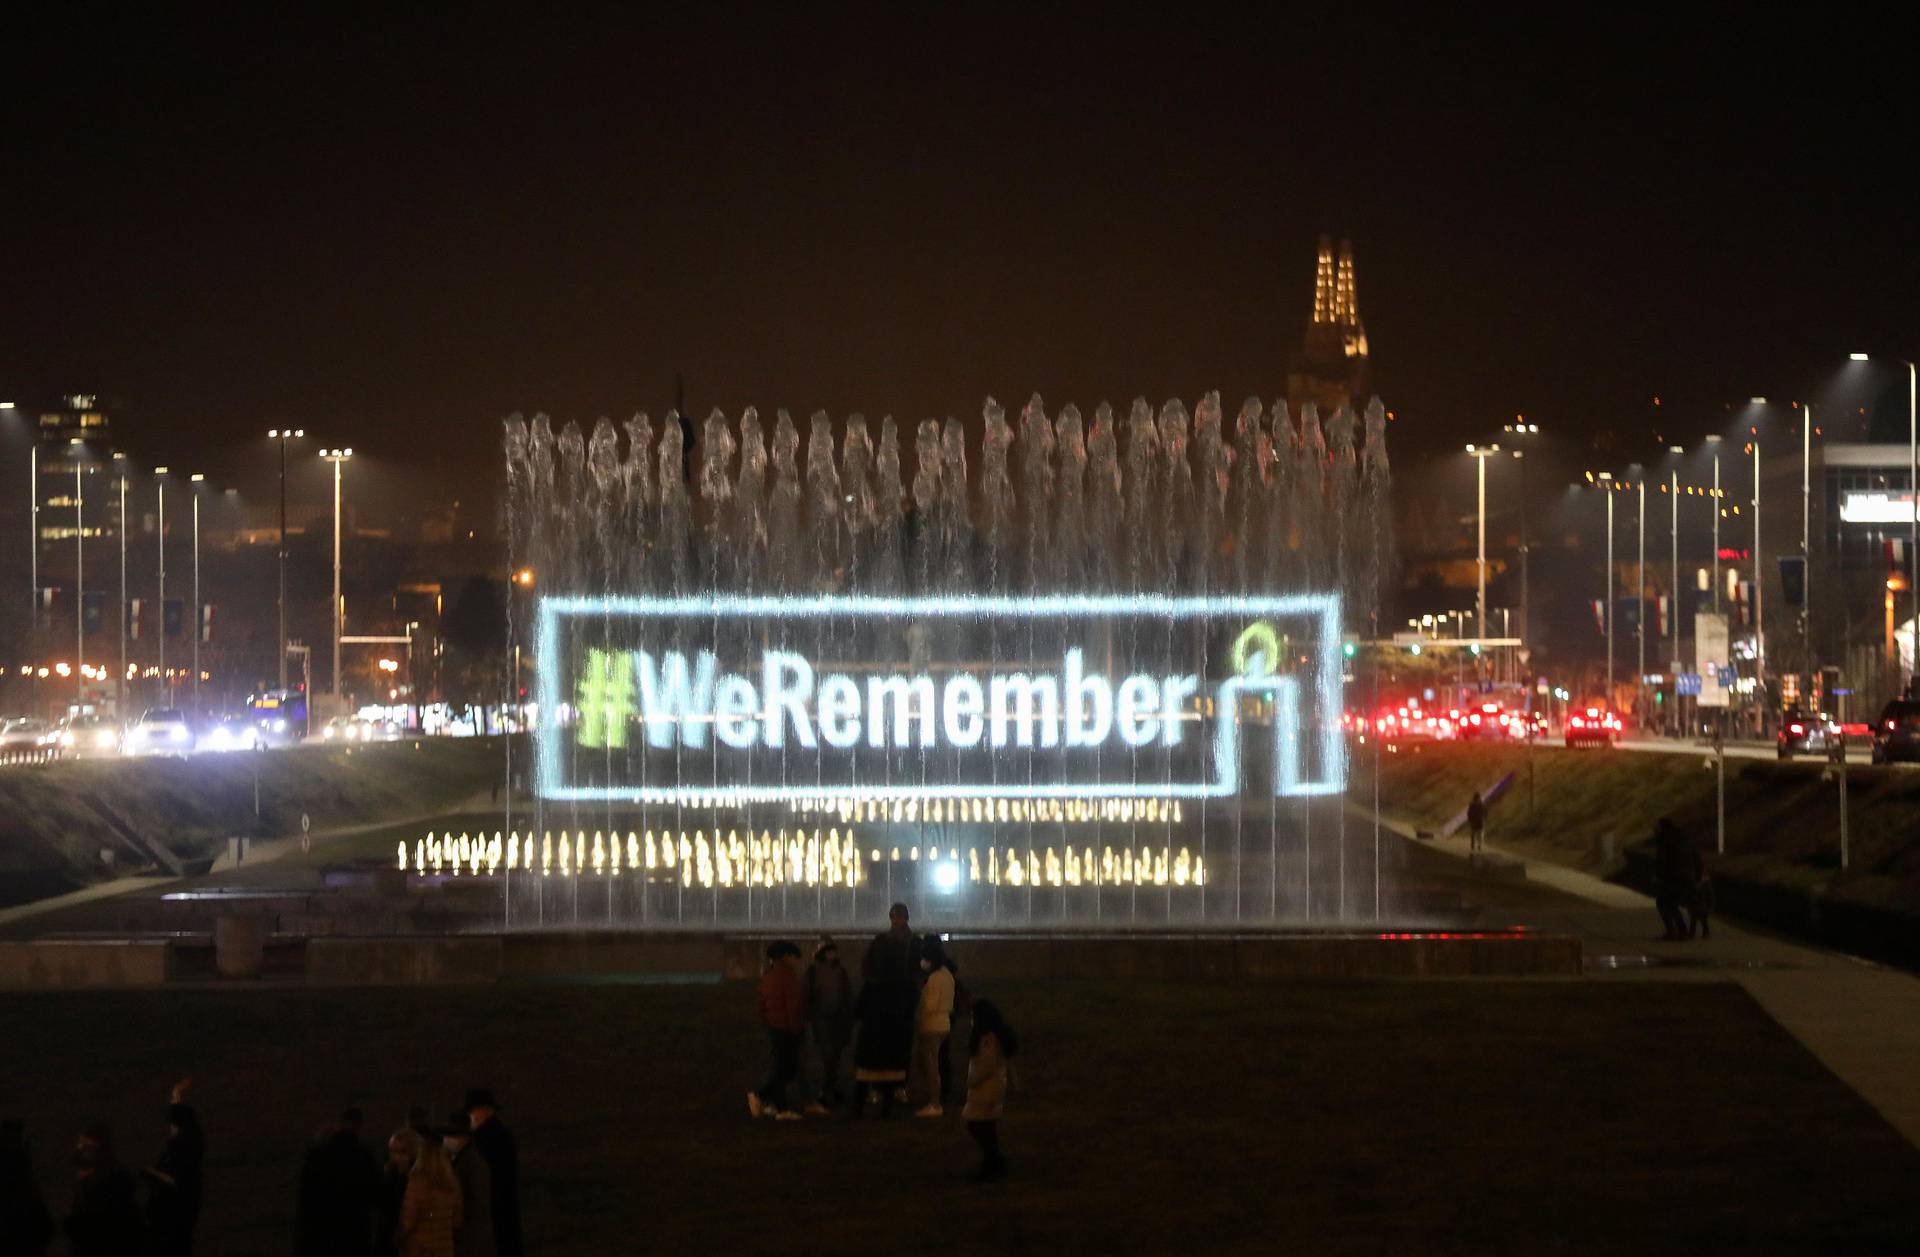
[0,738,507,906]
[1352,741,1920,966]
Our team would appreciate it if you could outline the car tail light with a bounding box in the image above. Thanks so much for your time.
[1789,723,1804,735]
[1571,716,1584,728]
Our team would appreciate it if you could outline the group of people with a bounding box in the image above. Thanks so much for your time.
[297,1089,521,1257]
[0,1081,523,1257]
[0,1079,202,1257]
[752,902,1018,1181]
[1652,817,1714,941]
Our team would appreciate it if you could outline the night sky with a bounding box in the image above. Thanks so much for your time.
[5,7,1917,514]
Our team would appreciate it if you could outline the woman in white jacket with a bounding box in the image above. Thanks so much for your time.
[912,937,955,1117]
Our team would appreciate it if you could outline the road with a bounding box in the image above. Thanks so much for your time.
[1617,736,1889,765]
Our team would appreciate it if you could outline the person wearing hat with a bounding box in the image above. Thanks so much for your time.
[441,1111,493,1257]
[142,1077,204,1257]
[463,1089,519,1257]
[803,936,854,1116]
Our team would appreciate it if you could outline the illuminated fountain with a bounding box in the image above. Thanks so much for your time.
[489,393,1392,929]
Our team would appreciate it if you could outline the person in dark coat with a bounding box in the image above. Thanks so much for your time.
[142,1079,204,1256]
[0,1120,54,1256]
[1652,817,1696,941]
[298,1107,381,1257]
[848,903,922,1118]
[63,1122,142,1257]
[465,1089,520,1257]
[803,936,854,1115]
[1466,792,1488,852]
[441,1111,494,1257]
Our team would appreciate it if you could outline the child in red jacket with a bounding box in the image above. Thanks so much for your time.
[748,940,807,1120]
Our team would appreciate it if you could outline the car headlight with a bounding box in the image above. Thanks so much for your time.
[272,718,287,733]
[60,731,76,747]
[97,731,116,748]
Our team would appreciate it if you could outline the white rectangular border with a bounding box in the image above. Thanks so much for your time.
[535,593,1344,802]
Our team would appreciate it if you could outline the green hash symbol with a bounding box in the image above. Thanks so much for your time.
[576,647,634,749]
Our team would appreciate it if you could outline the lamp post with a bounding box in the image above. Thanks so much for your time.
[28,442,38,624]
[154,469,168,701]
[1637,474,1647,725]
[1670,454,1682,699]
[1751,432,1764,697]
[267,428,305,690]
[1802,403,1812,689]
[1704,435,1723,612]
[116,457,127,707]
[190,474,204,708]
[1502,420,1540,648]
[1849,354,1917,690]
[72,449,84,701]
[320,448,353,708]
[1599,472,1616,707]
[1466,443,1501,653]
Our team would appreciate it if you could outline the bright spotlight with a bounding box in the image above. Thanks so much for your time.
[934,862,961,893]
[1850,353,1871,362]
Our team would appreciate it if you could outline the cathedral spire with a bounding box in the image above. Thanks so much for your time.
[1312,234,1335,324]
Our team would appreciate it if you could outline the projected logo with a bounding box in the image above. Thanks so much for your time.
[536,594,1344,803]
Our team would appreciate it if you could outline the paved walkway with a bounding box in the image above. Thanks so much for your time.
[1408,815,1920,1149]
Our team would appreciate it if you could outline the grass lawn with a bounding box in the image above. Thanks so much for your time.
[3,979,1915,1255]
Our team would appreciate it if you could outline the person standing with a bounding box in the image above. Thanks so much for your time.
[397,1139,461,1257]
[962,1000,1019,1182]
[0,1120,54,1256]
[803,937,854,1117]
[465,1089,521,1257]
[376,1128,420,1257]
[63,1122,142,1256]
[298,1107,381,1257]
[441,1113,494,1257]
[1652,817,1693,941]
[849,902,921,1117]
[748,940,807,1120]
[142,1078,204,1257]
[1466,792,1487,853]
[913,936,956,1117]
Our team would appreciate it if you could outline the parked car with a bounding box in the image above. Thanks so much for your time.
[56,713,123,758]
[123,708,195,757]
[1870,698,1920,765]
[1565,706,1623,748]
[1776,708,1835,759]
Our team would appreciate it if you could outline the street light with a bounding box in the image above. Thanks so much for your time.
[1669,448,1683,695]
[267,428,305,689]
[319,448,353,707]
[154,468,168,699]
[190,474,205,707]
[1502,419,1540,648]
[1598,473,1616,707]
[1704,435,1724,611]
[73,449,86,701]
[1466,443,1502,650]
[114,454,128,706]
[1848,353,1917,692]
